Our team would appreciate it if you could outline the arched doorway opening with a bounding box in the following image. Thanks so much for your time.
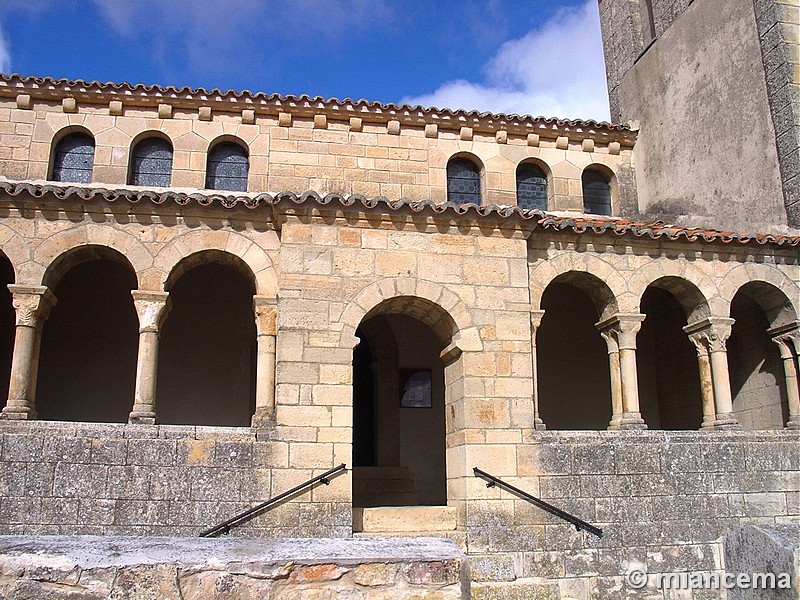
[727,282,793,429]
[0,254,15,407]
[157,252,256,426]
[352,296,454,507]
[37,247,138,422]
[636,278,706,429]
[537,273,615,429]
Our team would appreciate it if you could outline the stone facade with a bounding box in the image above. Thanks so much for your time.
[0,61,796,600]
[598,0,800,229]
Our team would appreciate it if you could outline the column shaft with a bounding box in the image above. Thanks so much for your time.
[2,286,55,420]
[129,291,170,425]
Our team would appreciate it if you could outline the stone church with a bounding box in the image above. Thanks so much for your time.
[0,0,797,597]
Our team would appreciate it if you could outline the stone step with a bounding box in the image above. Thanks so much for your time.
[353,506,458,533]
[352,478,415,493]
[352,491,421,507]
[353,530,467,552]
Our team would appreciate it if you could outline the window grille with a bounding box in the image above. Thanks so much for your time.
[447,158,481,205]
[582,170,612,216]
[206,142,249,191]
[52,133,95,183]
[516,163,548,210]
[130,138,172,187]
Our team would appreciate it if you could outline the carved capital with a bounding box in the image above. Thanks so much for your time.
[595,313,646,351]
[767,321,800,358]
[254,296,278,336]
[9,285,56,327]
[684,317,735,354]
[132,291,170,334]
[530,309,545,331]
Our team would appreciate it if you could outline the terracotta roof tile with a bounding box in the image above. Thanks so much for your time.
[0,179,797,247]
[0,73,632,134]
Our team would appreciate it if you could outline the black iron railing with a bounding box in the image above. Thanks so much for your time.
[199,463,347,537]
[473,467,603,538]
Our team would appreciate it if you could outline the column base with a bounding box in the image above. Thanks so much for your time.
[711,413,740,429]
[700,416,718,429]
[128,409,156,425]
[533,417,547,431]
[251,409,276,437]
[785,417,800,430]
[0,405,37,420]
[608,412,647,430]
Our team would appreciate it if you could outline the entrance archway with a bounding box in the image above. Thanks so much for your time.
[352,296,453,508]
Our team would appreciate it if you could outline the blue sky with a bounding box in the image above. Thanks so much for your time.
[0,0,611,121]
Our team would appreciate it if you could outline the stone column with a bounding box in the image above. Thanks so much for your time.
[529,310,546,430]
[129,291,170,424]
[596,313,647,430]
[767,321,800,429]
[684,317,738,428]
[251,296,278,428]
[1,285,56,420]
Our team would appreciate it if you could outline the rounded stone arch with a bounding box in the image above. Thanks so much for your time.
[721,264,800,325]
[42,244,138,290]
[33,224,152,288]
[637,275,712,324]
[151,229,277,296]
[164,249,257,293]
[0,223,32,282]
[629,258,720,322]
[207,134,250,156]
[729,280,798,329]
[531,255,625,320]
[340,278,480,353]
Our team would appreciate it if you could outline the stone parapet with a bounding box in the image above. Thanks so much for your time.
[0,535,469,599]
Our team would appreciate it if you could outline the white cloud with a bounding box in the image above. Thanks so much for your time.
[91,0,392,75]
[401,1,610,122]
[0,22,10,73]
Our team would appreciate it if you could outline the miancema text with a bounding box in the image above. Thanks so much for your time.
[658,571,792,590]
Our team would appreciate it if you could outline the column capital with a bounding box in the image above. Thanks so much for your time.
[254,296,278,336]
[595,313,646,350]
[530,309,545,330]
[8,285,56,327]
[132,290,170,333]
[767,321,800,357]
[683,317,735,353]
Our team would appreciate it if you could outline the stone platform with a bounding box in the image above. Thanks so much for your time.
[0,535,469,599]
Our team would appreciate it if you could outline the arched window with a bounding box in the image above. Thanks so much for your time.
[516,162,548,210]
[446,157,481,205]
[206,141,249,191]
[51,133,95,183]
[130,137,173,187]
[582,169,612,216]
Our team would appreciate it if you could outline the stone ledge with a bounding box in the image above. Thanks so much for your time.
[0,535,470,599]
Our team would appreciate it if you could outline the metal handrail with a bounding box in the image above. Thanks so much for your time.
[473,467,603,538]
[199,463,347,537]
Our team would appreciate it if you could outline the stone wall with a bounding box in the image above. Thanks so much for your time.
[0,536,469,599]
[467,429,800,598]
[0,420,350,538]
[1,422,797,598]
[0,84,635,215]
[598,0,798,231]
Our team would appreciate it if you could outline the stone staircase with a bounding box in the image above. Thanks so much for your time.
[352,466,420,507]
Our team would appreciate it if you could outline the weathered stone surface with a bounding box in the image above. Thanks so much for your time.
[724,525,800,600]
[0,536,469,599]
